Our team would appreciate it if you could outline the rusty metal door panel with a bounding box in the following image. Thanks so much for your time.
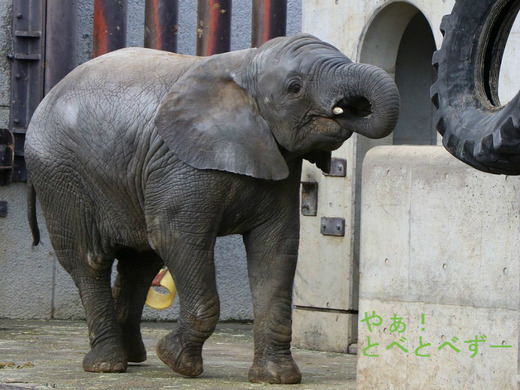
[93,0,127,57]
[252,0,287,47]
[8,0,290,184]
[9,0,46,182]
[196,0,231,56]
[45,0,78,93]
[144,0,179,52]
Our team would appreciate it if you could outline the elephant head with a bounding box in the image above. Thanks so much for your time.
[155,34,400,180]
[431,0,520,174]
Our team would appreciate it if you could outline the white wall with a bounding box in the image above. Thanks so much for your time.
[296,0,520,357]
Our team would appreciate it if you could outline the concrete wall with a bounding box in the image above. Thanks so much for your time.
[296,1,520,386]
[358,146,520,389]
[0,1,302,321]
[294,0,454,354]
[0,1,11,129]
[295,0,520,356]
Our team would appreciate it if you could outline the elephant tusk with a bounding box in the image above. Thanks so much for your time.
[333,107,344,115]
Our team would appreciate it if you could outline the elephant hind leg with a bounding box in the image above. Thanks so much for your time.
[36,179,127,372]
[112,248,163,363]
[61,252,127,373]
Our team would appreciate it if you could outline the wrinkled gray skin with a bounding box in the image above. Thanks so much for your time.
[25,34,399,384]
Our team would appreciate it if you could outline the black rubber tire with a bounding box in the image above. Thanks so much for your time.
[431,0,520,174]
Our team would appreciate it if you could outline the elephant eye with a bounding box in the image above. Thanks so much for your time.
[287,80,303,95]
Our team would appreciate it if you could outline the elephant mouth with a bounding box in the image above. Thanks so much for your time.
[332,96,373,120]
[326,137,350,151]
[330,96,375,136]
[298,115,354,153]
[316,122,353,150]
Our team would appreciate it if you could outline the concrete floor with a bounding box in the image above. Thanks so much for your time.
[0,320,357,389]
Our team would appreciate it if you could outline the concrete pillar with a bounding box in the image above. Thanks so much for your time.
[358,146,520,389]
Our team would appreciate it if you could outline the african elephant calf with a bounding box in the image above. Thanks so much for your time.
[25,34,399,384]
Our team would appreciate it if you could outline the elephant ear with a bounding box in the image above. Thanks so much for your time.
[303,151,331,174]
[154,54,289,181]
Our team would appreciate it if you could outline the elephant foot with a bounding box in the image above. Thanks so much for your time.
[124,336,147,363]
[248,357,302,384]
[83,343,127,373]
[120,329,147,363]
[156,333,203,377]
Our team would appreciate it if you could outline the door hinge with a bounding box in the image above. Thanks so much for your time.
[320,217,345,237]
[301,181,318,216]
[323,158,347,177]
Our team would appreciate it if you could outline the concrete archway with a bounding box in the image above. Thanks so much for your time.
[359,2,437,147]
[353,2,438,275]
[393,12,437,145]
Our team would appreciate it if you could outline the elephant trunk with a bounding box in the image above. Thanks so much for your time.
[431,0,520,175]
[334,62,400,139]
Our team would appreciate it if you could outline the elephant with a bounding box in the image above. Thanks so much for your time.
[25,33,400,384]
[431,0,520,174]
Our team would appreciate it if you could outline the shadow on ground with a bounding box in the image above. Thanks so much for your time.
[0,320,356,389]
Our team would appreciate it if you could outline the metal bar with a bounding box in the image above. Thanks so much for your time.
[251,0,287,47]
[196,0,231,56]
[93,0,127,57]
[14,30,41,37]
[13,53,40,60]
[10,0,47,182]
[45,0,78,93]
[144,0,178,52]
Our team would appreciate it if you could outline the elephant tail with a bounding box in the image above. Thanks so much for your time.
[27,181,41,246]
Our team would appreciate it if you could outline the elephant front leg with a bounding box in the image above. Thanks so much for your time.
[243,226,302,384]
[151,233,220,377]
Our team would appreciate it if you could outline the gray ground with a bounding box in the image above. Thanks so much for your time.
[0,320,356,389]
